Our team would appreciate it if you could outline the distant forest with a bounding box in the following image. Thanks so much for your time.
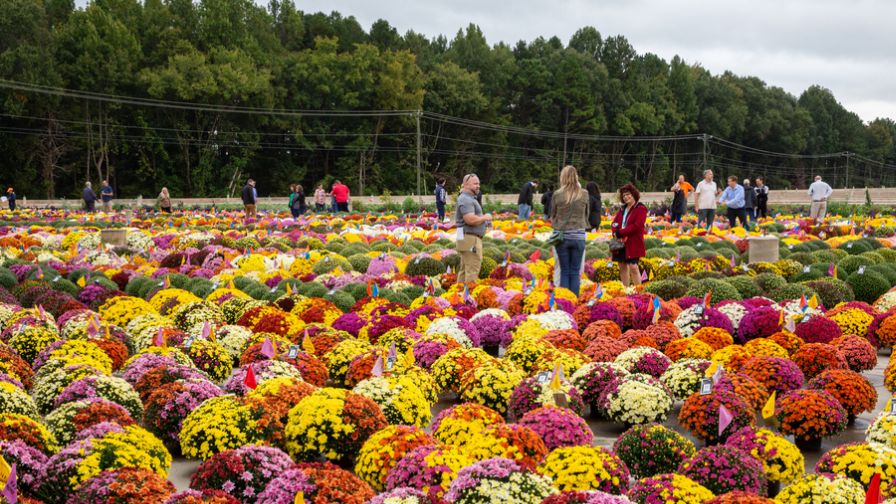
[1,0,894,199]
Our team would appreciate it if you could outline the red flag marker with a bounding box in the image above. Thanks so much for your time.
[244,366,257,390]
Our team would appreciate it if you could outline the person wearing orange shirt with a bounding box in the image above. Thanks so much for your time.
[670,175,693,223]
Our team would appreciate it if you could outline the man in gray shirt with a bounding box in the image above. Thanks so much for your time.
[455,174,493,284]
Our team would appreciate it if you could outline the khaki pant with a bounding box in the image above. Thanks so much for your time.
[456,234,483,284]
[102,200,112,212]
[810,200,827,221]
[244,204,256,219]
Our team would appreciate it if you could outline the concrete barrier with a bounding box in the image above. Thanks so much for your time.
[12,187,896,209]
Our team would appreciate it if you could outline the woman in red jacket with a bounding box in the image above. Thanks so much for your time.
[611,183,648,287]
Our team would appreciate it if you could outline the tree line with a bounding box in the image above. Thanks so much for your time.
[1,0,894,200]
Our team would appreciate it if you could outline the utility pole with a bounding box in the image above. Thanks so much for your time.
[702,133,709,177]
[561,107,569,168]
[415,110,422,197]
[844,151,850,188]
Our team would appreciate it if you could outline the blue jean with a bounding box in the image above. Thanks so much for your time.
[555,239,585,295]
[518,204,531,220]
[436,201,446,220]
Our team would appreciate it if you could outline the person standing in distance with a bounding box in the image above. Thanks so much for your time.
[517,179,538,220]
[808,175,833,223]
[83,182,97,213]
[241,179,257,219]
[669,175,693,223]
[5,187,15,211]
[754,177,769,219]
[743,178,757,226]
[331,180,350,212]
[550,166,589,295]
[541,185,553,220]
[611,183,648,287]
[100,180,114,212]
[719,176,748,230]
[694,170,720,229]
[158,187,172,213]
[313,184,327,212]
[435,178,447,221]
[455,174,492,285]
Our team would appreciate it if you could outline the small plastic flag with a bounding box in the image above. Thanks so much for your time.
[302,331,315,355]
[712,363,724,384]
[77,277,86,288]
[244,366,257,390]
[799,294,808,312]
[529,249,541,262]
[371,356,384,377]
[730,254,736,268]
[595,283,603,301]
[866,472,881,504]
[808,294,818,309]
[652,297,661,324]
[778,309,785,327]
[372,283,379,298]
[154,328,165,347]
[828,263,835,276]
[785,315,796,333]
[762,390,777,419]
[640,269,648,282]
[675,250,681,262]
[463,285,475,305]
[387,342,397,362]
[261,338,276,358]
[718,404,733,437]
[228,278,235,290]
[0,459,16,504]
[404,347,416,366]
[703,290,712,309]
[286,283,293,295]
[294,491,305,504]
[164,276,171,289]
[201,322,211,341]
[549,364,564,391]
[549,291,556,311]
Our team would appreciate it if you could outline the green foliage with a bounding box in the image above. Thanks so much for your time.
[643,279,688,300]
[753,273,787,293]
[724,276,761,299]
[685,278,742,304]
[347,254,371,273]
[0,268,17,289]
[325,290,355,312]
[479,256,497,279]
[804,279,854,309]
[768,283,817,303]
[837,255,875,276]
[404,255,447,276]
[846,271,890,304]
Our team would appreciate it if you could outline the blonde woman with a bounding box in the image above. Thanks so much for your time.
[550,165,589,295]
[158,187,171,213]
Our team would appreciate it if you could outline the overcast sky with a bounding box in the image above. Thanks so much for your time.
[298,0,895,123]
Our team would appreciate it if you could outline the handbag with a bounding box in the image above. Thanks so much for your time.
[546,230,563,247]
[608,239,625,252]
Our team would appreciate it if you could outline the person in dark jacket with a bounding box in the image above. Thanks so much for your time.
[517,179,538,220]
[5,187,15,211]
[755,177,769,219]
[586,181,602,230]
[743,178,757,225]
[83,182,97,212]
[669,175,693,223]
[435,178,447,221]
[241,179,257,219]
[289,184,306,218]
[540,186,553,219]
[611,183,648,287]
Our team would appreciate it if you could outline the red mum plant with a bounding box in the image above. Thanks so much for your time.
[807,369,877,419]
[790,343,848,380]
[775,389,848,442]
[678,390,755,444]
[583,337,629,362]
[830,335,877,372]
[542,329,587,352]
[581,320,622,341]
